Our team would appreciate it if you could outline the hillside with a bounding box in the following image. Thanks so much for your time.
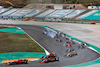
[27,0,100,6]
[0,0,27,8]
[0,0,100,8]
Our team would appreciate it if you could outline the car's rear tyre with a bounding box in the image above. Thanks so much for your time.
[75,53,77,55]
[68,55,72,57]
[55,57,59,61]
[45,60,48,63]
[24,60,28,64]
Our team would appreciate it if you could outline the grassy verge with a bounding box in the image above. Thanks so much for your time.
[0,27,44,53]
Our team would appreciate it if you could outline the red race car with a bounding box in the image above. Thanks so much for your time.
[5,59,28,65]
[39,53,59,63]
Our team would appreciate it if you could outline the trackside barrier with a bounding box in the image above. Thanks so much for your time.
[36,19,92,24]
[4,18,8,20]
[0,18,3,20]
[0,18,96,24]
[36,19,95,24]
[36,19,44,21]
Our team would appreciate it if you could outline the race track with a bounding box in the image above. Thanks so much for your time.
[0,24,99,67]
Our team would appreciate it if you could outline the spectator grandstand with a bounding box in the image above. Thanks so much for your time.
[45,9,74,18]
[0,9,8,14]
[36,9,56,17]
[0,9,18,18]
[24,9,44,18]
[0,4,99,22]
[63,10,86,18]
[8,9,34,18]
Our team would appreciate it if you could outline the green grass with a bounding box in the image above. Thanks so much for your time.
[0,31,44,53]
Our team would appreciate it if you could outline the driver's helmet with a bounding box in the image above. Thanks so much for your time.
[50,53,53,56]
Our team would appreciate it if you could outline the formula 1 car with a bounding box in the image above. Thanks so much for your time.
[5,59,28,65]
[56,38,62,42]
[81,42,89,47]
[64,51,77,58]
[39,53,59,63]
[66,44,72,47]
[66,48,74,53]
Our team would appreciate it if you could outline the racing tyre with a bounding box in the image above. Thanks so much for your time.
[45,60,48,63]
[6,63,10,65]
[55,57,59,61]
[24,60,28,64]
[68,55,72,57]
[64,55,67,57]
[66,50,68,53]
[75,53,77,55]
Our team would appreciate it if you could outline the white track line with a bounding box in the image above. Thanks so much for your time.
[19,27,50,55]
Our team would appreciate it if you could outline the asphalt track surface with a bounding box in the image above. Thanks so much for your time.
[0,24,100,67]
